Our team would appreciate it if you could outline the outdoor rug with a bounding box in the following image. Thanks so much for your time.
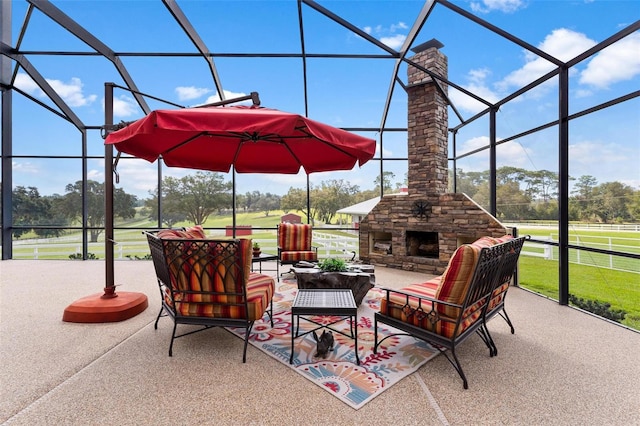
[228,280,438,410]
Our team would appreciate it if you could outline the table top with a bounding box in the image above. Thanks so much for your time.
[292,289,357,313]
[251,253,278,262]
[292,263,374,275]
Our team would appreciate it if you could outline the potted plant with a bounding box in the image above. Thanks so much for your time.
[252,241,261,257]
[317,257,348,272]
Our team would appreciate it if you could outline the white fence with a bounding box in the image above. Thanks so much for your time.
[520,235,639,274]
[10,232,361,261]
[9,230,638,274]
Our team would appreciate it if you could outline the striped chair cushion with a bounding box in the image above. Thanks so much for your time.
[171,273,274,320]
[157,225,206,240]
[183,225,206,239]
[278,223,313,251]
[379,278,482,338]
[435,236,497,317]
[280,250,318,263]
[163,238,273,321]
[157,229,189,239]
[379,235,515,339]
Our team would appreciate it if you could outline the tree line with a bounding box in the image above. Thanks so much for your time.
[8,167,639,240]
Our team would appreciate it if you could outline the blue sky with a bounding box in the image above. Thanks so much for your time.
[5,0,640,199]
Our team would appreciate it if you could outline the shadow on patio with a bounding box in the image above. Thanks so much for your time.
[1,260,638,425]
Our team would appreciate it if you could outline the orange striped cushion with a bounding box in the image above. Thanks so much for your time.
[183,225,206,239]
[435,237,500,317]
[379,277,485,338]
[167,266,275,321]
[278,223,313,251]
[157,229,188,239]
[280,250,318,262]
[172,273,273,320]
[435,244,481,317]
[162,237,274,320]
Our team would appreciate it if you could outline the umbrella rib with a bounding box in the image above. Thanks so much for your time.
[161,132,209,155]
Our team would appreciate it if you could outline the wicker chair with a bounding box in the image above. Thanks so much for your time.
[146,230,274,362]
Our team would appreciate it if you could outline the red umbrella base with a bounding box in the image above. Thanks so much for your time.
[62,291,148,323]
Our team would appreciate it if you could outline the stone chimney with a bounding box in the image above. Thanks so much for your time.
[406,39,449,200]
[359,39,507,275]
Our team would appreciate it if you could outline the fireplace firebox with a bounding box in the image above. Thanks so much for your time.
[406,231,438,258]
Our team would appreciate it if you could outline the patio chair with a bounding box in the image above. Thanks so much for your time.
[145,230,274,362]
[277,223,318,273]
[374,236,527,389]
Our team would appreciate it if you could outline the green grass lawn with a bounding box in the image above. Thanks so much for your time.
[519,256,640,330]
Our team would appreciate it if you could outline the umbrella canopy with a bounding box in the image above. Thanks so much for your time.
[105,105,376,174]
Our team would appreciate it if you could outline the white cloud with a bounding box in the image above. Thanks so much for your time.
[87,168,102,181]
[14,73,40,94]
[449,68,501,114]
[380,34,407,50]
[201,90,252,106]
[569,140,640,188]
[13,73,97,107]
[363,21,408,50]
[457,135,533,169]
[498,29,597,92]
[579,32,640,89]
[175,86,212,101]
[111,95,139,118]
[12,160,40,174]
[390,22,408,32]
[99,158,159,198]
[471,0,525,14]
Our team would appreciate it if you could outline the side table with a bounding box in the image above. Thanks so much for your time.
[251,253,279,275]
[290,289,359,365]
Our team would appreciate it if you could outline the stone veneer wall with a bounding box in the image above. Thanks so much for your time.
[359,193,507,275]
[359,43,507,275]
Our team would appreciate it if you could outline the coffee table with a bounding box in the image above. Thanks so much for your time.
[290,289,359,365]
[293,264,375,306]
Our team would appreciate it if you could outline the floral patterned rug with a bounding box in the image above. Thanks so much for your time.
[228,280,438,410]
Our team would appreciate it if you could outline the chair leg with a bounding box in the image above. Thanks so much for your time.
[444,348,469,390]
[154,306,164,329]
[499,308,515,334]
[373,317,379,354]
[168,322,177,357]
[242,322,255,363]
[269,299,274,327]
[476,325,496,357]
[481,324,498,357]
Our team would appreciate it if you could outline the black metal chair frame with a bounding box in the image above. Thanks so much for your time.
[374,237,527,389]
[146,232,273,362]
[481,236,528,354]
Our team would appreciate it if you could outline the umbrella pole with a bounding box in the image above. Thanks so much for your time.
[232,167,237,238]
[62,82,148,323]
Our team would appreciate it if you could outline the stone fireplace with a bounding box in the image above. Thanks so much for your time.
[359,40,507,275]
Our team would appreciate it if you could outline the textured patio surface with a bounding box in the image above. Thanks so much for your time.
[1,260,639,425]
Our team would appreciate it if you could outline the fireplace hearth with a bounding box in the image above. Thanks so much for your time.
[359,40,508,275]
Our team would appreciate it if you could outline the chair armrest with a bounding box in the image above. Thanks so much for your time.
[379,287,461,309]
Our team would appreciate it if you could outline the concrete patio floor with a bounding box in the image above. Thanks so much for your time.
[1,259,639,425]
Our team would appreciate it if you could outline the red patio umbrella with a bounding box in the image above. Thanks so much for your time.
[104,105,376,174]
[61,100,376,324]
